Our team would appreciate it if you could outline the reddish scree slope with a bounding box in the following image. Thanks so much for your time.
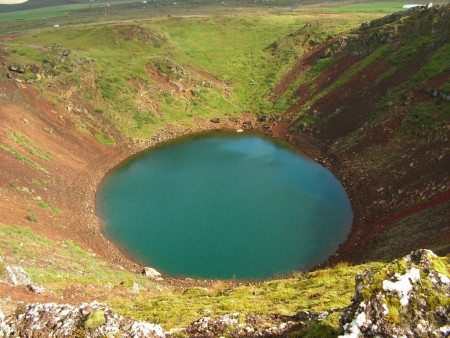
[273,8,450,264]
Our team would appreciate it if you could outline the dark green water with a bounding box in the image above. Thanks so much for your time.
[98,132,352,280]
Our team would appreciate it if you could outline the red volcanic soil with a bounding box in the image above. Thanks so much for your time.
[0,81,138,268]
[273,37,450,264]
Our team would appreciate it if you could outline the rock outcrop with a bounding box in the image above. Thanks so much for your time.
[339,249,450,337]
[0,302,164,338]
[184,312,299,337]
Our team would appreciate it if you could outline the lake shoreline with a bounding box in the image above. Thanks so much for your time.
[85,114,367,284]
[98,128,352,280]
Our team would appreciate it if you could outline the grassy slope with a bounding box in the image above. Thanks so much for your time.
[1,11,384,138]
[0,222,384,332]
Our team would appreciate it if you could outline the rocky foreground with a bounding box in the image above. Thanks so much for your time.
[0,250,448,337]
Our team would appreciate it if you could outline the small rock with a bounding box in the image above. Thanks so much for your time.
[210,118,220,123]
[130,282,140,293]
[27,284,46,294]
[142,267,161,278]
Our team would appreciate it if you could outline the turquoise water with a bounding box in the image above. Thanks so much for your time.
[98,132,352,280]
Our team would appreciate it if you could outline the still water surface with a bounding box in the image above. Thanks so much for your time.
[98,132,352,279]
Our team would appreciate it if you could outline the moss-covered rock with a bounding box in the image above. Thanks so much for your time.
[84,310,105,330]
[339,249,450,337]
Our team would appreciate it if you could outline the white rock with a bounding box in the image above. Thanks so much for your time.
[142,267,161,278]
[5,266,31,286]
[437,273,449,284]
[382,268,420,306]
[130,282,140,293]
[338,307,366,337]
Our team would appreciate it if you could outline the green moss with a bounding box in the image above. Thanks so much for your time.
[109,263,383,328]
[84,310,105,330]
[11,184,30,193]
[413,44,450,81]
[297,313,340,338]
[385,305,399,324]
[182,287,209,297]
[428,293,450,310]
[120,279,135,288]
[432,257,450,278]
[389,36,430,65]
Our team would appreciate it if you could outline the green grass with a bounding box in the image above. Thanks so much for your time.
[0,222,386,332]
[1,10,385,138]
[95,133,116,146]
[0,224,158,292]
[25,209,39,223]
[326,3,408,13]
[0,4,89,21]
[412,43,450,82]
[109,262,383,328]
[35,198,61,214]
[403,101,450,140]
[8,131,52,162]
[0,144,48,173]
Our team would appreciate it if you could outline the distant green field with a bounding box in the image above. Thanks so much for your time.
[326,2,411,12]
[0,4,88,21]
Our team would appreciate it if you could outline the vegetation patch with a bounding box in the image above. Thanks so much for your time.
[84,310,106,330]
[412,43,450,82]
[8,131,52,162]
[295,44,391,122]
[0,144,48,173]
[389,36,430,65]
[326,3,405,13]
[403,101,450,141]
[94,133,116,147]
[35,198,61,214]
[109,263,382,328]
[0,224,158,293]
[25,209,39,223]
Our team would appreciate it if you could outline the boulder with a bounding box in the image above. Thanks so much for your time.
[142,267,161,278]
[339,249,450,337]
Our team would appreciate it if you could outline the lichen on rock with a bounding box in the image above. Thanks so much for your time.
[0,302,164,338]
[339,249,450,337]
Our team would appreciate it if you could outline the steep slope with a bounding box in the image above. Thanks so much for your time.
[275,4,450,264]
